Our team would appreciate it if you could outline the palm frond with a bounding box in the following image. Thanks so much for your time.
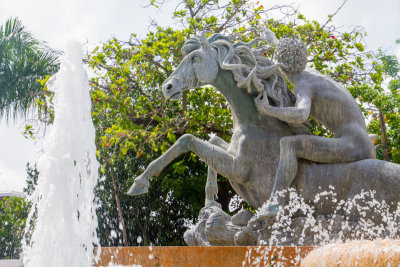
[0,17,60,121]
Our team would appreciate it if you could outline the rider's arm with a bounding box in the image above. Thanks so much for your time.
[255,89,311,124]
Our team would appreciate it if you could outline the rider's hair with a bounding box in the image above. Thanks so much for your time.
[275,38,308,74]
[182,33,294,107]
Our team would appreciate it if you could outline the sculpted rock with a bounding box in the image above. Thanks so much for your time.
[185,205,242,246]
[234,227,258,246]
[231,209,254,226]
[184,220,208,246]
[205,213,240,245]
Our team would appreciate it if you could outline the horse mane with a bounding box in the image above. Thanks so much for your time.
[181,33,295,107]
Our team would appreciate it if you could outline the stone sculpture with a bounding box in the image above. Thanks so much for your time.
[127,32,400,246]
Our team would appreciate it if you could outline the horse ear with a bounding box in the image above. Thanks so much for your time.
[200,32,211,50]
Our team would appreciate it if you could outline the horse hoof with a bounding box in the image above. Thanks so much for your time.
[127,178,149,196]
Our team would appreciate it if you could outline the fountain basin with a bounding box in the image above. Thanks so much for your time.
[95,246,314,266]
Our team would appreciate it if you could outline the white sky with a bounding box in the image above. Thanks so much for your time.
[0,0,399,192]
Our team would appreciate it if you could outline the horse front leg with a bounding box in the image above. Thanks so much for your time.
[127,134,239,196]
[205,135,229,208]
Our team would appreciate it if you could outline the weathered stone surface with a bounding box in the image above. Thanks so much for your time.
[184,220,208,246]
[185,205,241,246]
[205,213,241,245]
[234,227,258,246]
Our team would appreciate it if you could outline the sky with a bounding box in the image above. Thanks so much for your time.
[0,0,399,192]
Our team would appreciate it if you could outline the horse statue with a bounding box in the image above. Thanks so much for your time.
[127,32,400,246]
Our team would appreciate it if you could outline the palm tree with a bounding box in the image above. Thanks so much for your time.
[0,17,59,120]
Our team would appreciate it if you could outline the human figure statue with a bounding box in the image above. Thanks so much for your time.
[250,37,376,224]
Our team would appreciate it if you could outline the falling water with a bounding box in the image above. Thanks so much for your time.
[23,41,100,267]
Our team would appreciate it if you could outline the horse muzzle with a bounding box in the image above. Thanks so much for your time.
[162,78,184,101]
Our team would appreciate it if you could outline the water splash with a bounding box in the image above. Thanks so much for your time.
[23,41,100,267]
[244,188,400,266]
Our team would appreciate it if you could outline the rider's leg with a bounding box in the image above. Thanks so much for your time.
[274,134,363,196]
[251,134,363,225]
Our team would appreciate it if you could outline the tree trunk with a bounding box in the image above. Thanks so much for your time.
[134,211,148,245]
[182,91,187,116]
[110,170,128,246]
[378,108,390,161]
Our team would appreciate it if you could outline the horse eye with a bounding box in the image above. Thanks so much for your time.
[192,55,202,63]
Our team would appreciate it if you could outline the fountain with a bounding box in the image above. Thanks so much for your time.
[2,32,396,267]
[22,41,100,267]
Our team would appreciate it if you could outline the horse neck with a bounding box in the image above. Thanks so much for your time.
[210,69,256,126]
[211,68,286,131]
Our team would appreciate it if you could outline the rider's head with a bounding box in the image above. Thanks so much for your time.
[275,38,308,74]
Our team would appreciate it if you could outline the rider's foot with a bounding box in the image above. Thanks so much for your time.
[248,204,278,227]
[127,176,150,195]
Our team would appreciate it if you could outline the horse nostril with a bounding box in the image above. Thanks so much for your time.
[166,84,173,90]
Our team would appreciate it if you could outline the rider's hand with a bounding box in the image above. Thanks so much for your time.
[254,91,271,114]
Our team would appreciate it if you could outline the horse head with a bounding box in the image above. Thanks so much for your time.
[162,32,219,100]
[162,32,293,108]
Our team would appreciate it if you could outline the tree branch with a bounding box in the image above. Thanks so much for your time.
[321,0,347,30]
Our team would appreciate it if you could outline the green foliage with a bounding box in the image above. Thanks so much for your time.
[0,197,29,259]
[0,164,37,259]
[22,75,55,139]
[0,17,59,121]
[24,163,39,196]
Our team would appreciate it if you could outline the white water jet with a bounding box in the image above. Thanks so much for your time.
[23,41,100,267]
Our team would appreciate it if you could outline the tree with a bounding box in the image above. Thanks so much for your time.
[95,152,206,246]
[0,196,29,259]
[24,163,39,196]
[0,163,38,259]
[86,0,378,246]
[348,50,400,162]
[0,17,59,121]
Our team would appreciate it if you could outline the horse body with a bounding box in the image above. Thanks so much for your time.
[298,159,400,214]
[208,68,290,208]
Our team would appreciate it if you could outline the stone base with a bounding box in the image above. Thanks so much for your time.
[95,246,314,266]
